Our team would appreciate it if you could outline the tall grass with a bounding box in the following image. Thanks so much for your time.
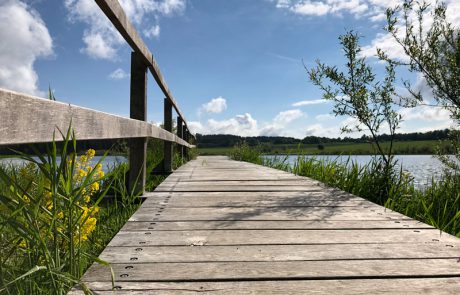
[0,131,193,294]
[229,144,460,237]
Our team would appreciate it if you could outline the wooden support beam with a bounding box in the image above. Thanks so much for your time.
[129,51,147,195]
[163,98,173,172]
[176,116,184,159]
[95,0,194,138]
[184,128,189,160]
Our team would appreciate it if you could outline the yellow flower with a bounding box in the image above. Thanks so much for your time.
[19,239,27,248]
[86,149,96,158]
[83,194,90,203]
[90,182,100,192]
[22,195,31,205]
[57,211,64,219]
[77,169,87,179]
[79,155,88,163]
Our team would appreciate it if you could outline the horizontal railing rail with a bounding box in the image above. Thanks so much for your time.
[0,0,196,195]
[0,88,193,148]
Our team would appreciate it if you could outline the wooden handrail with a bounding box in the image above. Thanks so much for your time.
[0,88,194,148]
[0,0,195,195]
[95,0,193,135]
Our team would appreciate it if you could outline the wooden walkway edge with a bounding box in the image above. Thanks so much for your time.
[71,156,460,294]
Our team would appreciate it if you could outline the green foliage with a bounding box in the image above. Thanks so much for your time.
[383,0,460,175]
[228,142,262,164]
[308,31,400,167]
[383,0,460,115]
[0,129,114,294]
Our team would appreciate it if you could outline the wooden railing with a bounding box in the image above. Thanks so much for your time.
[0,0,195,195]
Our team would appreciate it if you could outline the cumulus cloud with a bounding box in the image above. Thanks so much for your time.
[200,97,228,114]
[0,0,53,96]
[398,106,452,122]
[108,68,129,80]
[292,99,328,107]
[65,0,186,60]
[260,109,304,136]
[304,123,340,137]
[207,113,259,136]
[192,108,304,137]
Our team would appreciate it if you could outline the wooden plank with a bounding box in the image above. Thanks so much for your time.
[94,0,193,134]
[176,116,184,158]
[120,220,432,231]
[154,185,343,192]
[69,278,460,294]
[107,229,459,246]
[129,206,411,221]
[157,180,321,187]
[99,243,460,263]
[82,259,460,282]
[163,98,173,172]
[0,88,193,147]
[128,51,147,194]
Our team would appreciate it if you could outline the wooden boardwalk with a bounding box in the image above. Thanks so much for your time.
[72,156,460,294]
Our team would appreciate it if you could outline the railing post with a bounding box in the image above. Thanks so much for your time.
[177,116,184,159]
[163,98,173,172]
[129,51,147,195]
[184,128,189,160]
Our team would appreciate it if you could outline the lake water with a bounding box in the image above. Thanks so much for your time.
[0,156,127,173]
[1,154,446,188]
[264,155,445,188]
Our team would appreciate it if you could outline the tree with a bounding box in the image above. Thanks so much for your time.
[307,31,402,202]
[382,0,460,172]
[308,31,401,167]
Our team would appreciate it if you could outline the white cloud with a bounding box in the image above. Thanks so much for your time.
[108,68,129,80]
[144,24,160,38]
[260,109,304,136]
[398,106,452,122]
[200,97,228,114]
[292,99,328,106]
[360,0,460,60]
[275,0,369,17]
[193,108,304,137]
[304,123,340,137]
[65,0,186,60]
[207,113,259,136]
[0,0,53,96]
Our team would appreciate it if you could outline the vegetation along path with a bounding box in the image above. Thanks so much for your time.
[72,156,460,294]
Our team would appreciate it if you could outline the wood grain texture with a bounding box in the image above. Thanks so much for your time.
[76,156,460,294]
[0,88,193,147]
[68,278,460,295]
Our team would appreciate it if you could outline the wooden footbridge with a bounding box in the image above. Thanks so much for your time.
[70,155,460,294]
[0,0,459,294]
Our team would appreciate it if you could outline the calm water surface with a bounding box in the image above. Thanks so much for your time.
[264,155,445,188]
[1,155,446,188]
[0,156,127,172]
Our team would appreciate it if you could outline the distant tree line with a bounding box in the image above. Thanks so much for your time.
[196,129,450,148]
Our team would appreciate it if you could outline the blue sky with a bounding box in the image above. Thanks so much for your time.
[1,0,458,138]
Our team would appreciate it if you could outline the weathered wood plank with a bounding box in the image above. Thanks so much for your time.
[120,220,432,231]
[68,278,460,295]
[130,206,410,221]
[82,259,460,282]
[99,243,460,263]
[0,88,193,147]
[107,229,458,246]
